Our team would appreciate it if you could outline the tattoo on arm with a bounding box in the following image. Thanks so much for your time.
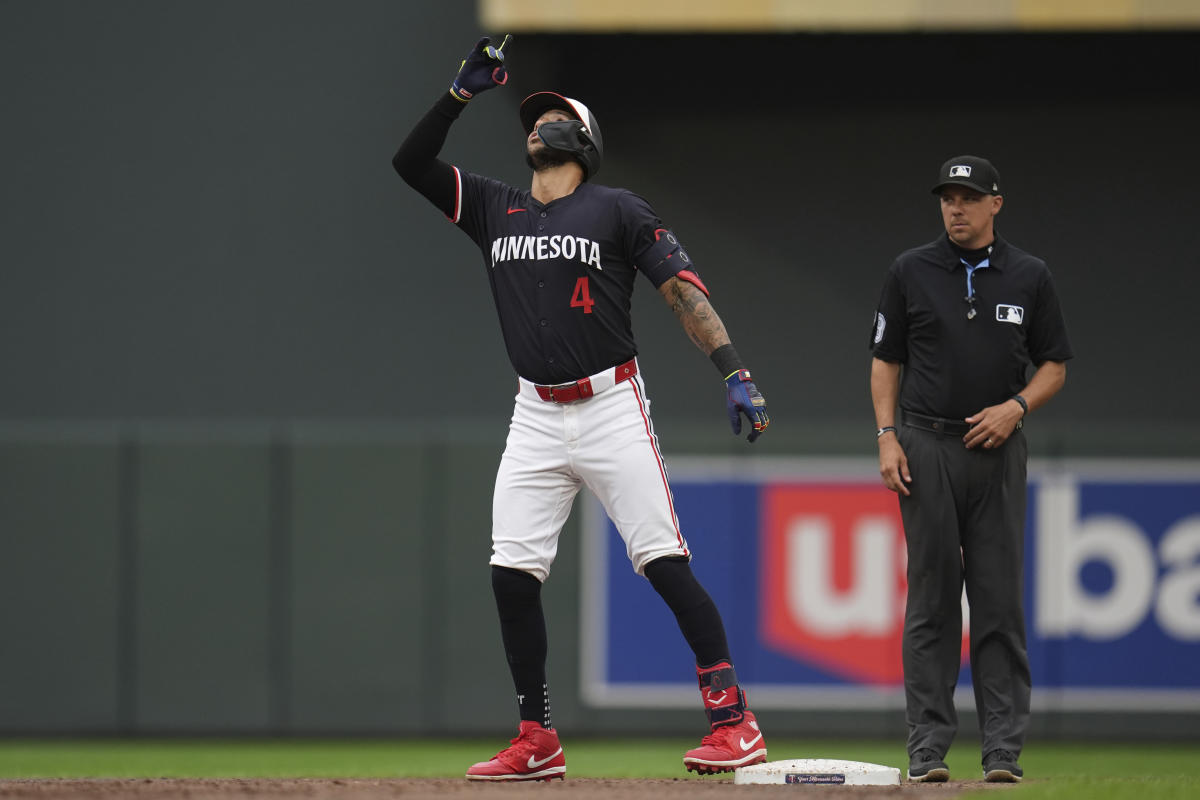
[660,277,731,355]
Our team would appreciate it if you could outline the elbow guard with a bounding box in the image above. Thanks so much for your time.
[637,228,709,295]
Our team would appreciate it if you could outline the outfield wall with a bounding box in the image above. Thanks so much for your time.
[3,431,1198,741]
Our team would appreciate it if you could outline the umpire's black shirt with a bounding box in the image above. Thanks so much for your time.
[871,233,1073,420]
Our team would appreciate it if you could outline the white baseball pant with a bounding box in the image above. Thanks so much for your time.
[490,359,691,582]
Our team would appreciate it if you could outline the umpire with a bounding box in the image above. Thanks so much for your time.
[869,156,1072,783]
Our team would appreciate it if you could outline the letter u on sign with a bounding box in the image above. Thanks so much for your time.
[761,484,969,685]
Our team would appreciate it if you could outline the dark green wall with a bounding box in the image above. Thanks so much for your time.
[5,431,1200,742]
[0,441,122,730]
[0,430,515,735]
[1,1,1197,736]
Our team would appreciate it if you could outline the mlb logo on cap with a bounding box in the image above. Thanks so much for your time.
[949,165,972,177]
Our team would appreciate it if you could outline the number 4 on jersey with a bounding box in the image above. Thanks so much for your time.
[571,276,595,314]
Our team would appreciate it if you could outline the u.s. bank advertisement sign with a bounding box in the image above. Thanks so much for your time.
[580,458,1200,711]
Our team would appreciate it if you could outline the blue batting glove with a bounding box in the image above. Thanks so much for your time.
[450,34,511,102]
[725,369,769,443]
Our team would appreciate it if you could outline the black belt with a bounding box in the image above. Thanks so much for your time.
[902,410,1023,436]
[902,411,973,436]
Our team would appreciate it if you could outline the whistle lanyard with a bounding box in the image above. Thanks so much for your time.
[962,257,991,319]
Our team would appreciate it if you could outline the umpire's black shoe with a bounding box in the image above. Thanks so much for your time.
[983,749,1023,782]
[907,749,949,782]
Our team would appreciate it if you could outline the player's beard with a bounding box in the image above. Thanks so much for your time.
[526,145,576,173]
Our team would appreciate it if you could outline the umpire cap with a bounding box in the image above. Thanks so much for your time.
[932,155,1001,195]
[520,91,603,180]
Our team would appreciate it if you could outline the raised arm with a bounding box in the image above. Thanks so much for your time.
[392,94,465,217]
[392,35,511,218]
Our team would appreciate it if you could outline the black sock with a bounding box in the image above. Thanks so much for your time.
[643,556,731,667]
[491,566,552,728]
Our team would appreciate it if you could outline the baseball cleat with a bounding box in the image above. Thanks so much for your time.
[465,720,566,781]
[683,711,767,774]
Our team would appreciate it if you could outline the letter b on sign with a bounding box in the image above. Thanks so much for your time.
[1036,475,1200,641]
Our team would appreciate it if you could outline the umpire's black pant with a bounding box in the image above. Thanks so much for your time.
[898,419,1031,762]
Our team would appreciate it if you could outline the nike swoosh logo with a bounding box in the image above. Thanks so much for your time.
[507,208,526,214]
[705,691,729,706]
[740,733,763,751]
[527,747,563,769]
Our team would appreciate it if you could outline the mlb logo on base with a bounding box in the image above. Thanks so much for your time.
[760,484,969,685]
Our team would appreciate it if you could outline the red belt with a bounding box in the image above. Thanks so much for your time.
[534,358,638,403]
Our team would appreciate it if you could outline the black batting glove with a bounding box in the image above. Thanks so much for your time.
[449,34,511,103]
[725,369,769,443]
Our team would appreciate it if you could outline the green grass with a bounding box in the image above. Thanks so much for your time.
[0,738,1197,798]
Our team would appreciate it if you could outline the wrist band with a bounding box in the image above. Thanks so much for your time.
[709,343,745,378]
[876,426,897,439]
[1012,394,1028,416]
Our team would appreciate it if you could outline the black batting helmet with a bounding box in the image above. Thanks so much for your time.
[519,91,603,180]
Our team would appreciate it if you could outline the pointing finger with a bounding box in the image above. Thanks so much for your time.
[485,33,512,61]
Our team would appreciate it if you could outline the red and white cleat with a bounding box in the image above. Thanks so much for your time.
[466,720,566,782]
[683,711,768,775]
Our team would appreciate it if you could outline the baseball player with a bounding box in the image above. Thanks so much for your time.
[392,35,770,781]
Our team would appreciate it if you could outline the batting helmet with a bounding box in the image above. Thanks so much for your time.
[520,91,603,180]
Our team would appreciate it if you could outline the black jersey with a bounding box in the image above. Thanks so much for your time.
[451,169,701,384]
[871,233,1073,419]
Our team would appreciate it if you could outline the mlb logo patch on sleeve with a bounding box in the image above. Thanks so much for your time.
[996,304,1024,324]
